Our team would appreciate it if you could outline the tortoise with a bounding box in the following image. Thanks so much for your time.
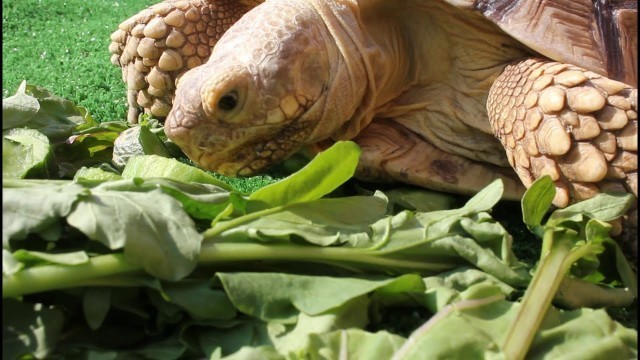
[109,0,637,232]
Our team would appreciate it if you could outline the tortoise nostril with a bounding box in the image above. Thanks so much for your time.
[218,91,239,111]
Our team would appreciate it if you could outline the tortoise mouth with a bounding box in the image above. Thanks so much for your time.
[165,107,314,176]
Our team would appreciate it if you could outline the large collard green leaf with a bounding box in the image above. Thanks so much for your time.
[153,180,235,220]
[161,280,237,321]
[383,187,459,213]
[247,141,361,211]
[303,329,405,360]
[3,299,65,360]
[217,194,388,246]
[3,128,54,179]
[527,307,637,359]
[421,266,517,313]
[216,273,425,323]
[73,166,123,182]
[66,186,201,281]
[188,320,273,359]
[2,81,40,129]
[22,84,89,143]
[221,346,283,360]
[549,192,635,226]
[204,275,419,358]
[2,82,90,143]
[2,181,85,248]
[390,296,637,360]
[268,296,370,356]
[122,155,233,191]
[82,178,234,220]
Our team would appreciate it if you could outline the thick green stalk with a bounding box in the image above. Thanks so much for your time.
[198,243,454,273]
[502,229,589,360]
[3,253,140,298]
[3,243,455,298]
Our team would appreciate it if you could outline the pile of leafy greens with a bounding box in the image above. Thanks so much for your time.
[3,83,638,359]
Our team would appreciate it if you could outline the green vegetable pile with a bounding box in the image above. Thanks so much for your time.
[3,83,638,359]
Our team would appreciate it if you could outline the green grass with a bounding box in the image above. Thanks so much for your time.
[2,0,155,122]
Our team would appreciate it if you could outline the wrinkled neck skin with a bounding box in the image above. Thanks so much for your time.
[303,0,404,143]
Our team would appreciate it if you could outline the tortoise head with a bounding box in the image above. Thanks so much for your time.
[165,1,354,176]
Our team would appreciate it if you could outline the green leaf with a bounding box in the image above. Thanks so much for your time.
[384,187,458,213]
[393,296,637,360]
[122,155,233,191]
[139,124,170,157]
[3,127,53,179]
[74,167,123,182]
[161,280,237,321]
[83,287,112,330]
[222,346,283,360]
[528,307,637,359]
[248,141,361,211]
[421,267,516,313]
[217,195,387,246]
[271,296,370,355]
[307,329,405,360]
[66,187,201,281]
[521,175,555,230]
[154,180,234,220]
[79,178,233,220]
[23,84,88,142]
[550,192,634,224]
[2,181,84,247]
[190,321,272,358]
[462,179,504,213]
[134,336,186,359]
[216,273,424,322]
[2,80,40,129]
[12,249,90,266]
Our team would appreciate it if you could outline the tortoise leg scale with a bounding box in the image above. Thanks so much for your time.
[109,0,256,123]
[488,58,637,255]
[487,58,637,208]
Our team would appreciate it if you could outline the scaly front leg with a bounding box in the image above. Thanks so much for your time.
[488,58,637,255]
[109,0,260,123]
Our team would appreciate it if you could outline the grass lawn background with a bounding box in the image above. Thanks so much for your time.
[3,0,636,329]
[2,0,155,122]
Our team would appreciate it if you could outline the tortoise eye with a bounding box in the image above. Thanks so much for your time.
[218,91,238,111]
